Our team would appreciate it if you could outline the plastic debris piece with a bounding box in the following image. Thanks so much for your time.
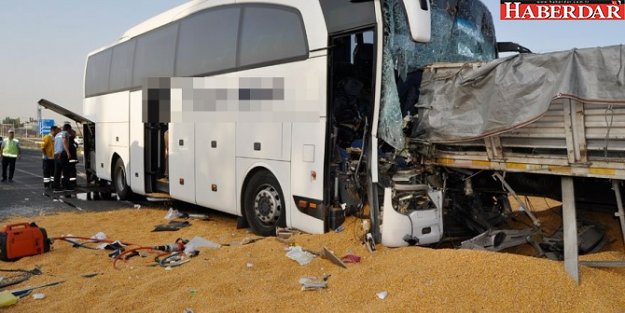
[165,266,172,271]
[286,246,315,266]
[246,263,254,269]
[188,236,221,249]
[341,254,362,264]
[91,232,107,241]
[32,293,45,300]
[164,208,182,221]
[133,204,141,209]
[334,225,345,233]
[377,291,388,299]
[188,237,220,249]
[183,243,200,257]
[184,309,194,313]
[0,291,18,307]
[299,276,328,291]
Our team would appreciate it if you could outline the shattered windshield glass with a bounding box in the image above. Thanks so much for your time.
[379,0,497,149]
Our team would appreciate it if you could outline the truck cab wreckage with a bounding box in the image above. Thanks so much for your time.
[352,0,625,282]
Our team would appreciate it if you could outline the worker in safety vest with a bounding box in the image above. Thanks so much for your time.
[1,129,21,183]
[41,126,59,188]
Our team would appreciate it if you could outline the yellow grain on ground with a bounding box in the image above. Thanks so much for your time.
[0,205,623,313]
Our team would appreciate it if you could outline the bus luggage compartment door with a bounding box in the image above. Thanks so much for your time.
[168,122,196,204]
[195,123,237,214]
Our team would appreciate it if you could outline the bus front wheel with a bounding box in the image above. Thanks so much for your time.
[243,171,285,236]
[113,158,131,200]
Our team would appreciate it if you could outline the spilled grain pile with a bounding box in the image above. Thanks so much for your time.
[0,204,624,313]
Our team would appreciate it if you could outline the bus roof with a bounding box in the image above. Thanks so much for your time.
[119,0,214,41]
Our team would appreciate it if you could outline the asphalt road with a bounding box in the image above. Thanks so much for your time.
[0,149,135,219]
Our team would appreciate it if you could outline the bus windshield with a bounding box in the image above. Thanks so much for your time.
[379,0,497,149]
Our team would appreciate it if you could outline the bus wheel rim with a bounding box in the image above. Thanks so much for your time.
[253,185,281,225]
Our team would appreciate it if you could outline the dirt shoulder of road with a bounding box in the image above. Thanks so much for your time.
[0,207,624,313]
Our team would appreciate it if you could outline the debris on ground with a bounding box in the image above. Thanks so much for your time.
[299,275,330,291]
[90,232,107,241]
[376,291,388,300]
[341,254,361,264]
[322,247,347,269]
[32,293,45,300]
[0,206,623,312]
[81,273,101,278]
[276,227,301,239]
[223,237,264,246]
[152,221,191,232]
[9,280,64,299]
[0,291,18,307]
[286,246,316,266]
[0,267,42,288]
[164,208,210,221]
[187,236,221,249]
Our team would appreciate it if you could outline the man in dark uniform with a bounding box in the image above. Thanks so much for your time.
[53,124,72,192]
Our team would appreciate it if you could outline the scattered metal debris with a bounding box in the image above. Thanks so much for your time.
[460,229,536,252]
[223,237,264,247]
[322,247,347,269]
[299,275,330,291]
[0,267,43,289]
[365,233,376,253]
[9,280,65,299]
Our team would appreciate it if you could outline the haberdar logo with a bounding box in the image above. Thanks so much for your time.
[501,1,625,20]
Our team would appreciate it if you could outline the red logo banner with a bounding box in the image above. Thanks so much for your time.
[500,1,625,20]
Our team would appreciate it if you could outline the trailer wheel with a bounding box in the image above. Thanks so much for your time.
[113,158,131,200]
[243,171,285,236]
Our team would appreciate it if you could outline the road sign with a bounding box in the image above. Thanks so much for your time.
[39,119,55,135]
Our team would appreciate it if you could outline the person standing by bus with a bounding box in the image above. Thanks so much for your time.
[41,126,59,188]
[1,129,21,183]
[67,129,78,190]
[53,124,72,192]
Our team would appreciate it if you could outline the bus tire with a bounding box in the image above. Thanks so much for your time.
[113,158,131,200]
[243,171,285,236]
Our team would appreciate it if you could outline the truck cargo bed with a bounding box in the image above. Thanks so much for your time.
[429,97,625,179]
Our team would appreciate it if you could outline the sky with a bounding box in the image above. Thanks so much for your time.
[0,0,623,124]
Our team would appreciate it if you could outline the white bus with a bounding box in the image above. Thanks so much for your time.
[79,0,502,244]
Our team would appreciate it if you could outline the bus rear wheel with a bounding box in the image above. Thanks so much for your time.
[243,171,285,236]
[113,158,131,200]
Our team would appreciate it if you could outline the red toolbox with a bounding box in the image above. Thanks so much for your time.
[0,223,50,261]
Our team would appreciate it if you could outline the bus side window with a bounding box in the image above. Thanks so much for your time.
[238,5,308,68]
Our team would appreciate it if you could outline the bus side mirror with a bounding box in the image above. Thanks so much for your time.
[402,0,431,43]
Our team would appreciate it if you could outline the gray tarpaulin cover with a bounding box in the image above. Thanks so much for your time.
[417,45,625,143]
